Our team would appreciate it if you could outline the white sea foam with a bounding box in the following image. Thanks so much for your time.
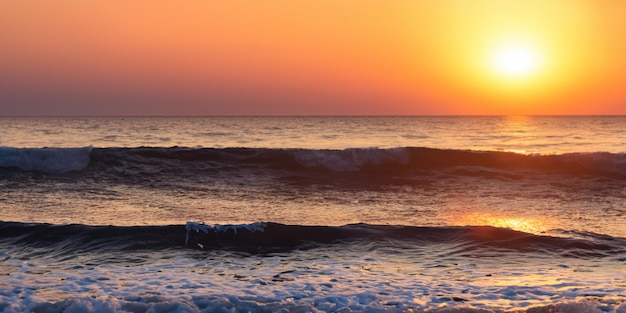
[1,246,625,312]
[185,222,266,234]
[0,146,92,174]
[185,222,267,246]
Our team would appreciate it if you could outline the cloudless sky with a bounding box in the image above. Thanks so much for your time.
[1,0,625,115]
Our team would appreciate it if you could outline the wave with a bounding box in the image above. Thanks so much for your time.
[0,222,185,254]
[92,146,626,177]
[0,146,92,174]
[1,146,626,179]
[1,221,623,258]
[184,222,626,257]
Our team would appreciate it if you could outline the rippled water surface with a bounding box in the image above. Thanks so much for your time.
[1,116,625,312]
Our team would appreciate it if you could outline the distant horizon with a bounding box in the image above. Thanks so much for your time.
[3,113,626,118]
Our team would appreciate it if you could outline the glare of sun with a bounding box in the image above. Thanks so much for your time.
[454,212,550,235]
[489,42,542,79]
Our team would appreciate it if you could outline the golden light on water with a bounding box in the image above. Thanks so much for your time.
[455,212,550,234]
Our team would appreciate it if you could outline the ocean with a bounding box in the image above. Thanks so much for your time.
[0,116,625,312]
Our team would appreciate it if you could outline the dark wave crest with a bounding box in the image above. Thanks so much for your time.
[0,222,186,263]
[184,222,626,257]
[2,146,625,178]
[89,146,626,177]
[1,221,623,259]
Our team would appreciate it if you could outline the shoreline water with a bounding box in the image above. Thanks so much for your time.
[1,116,625,312]
[1,220,625,312]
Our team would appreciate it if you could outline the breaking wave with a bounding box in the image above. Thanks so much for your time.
[1,221,623,257]
[2,221,625,313]
[2,146,626,178]
[0,146,92,174]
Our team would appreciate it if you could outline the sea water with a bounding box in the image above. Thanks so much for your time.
[0,116,625,312]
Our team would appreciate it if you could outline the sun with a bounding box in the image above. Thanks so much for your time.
[489,41,543,79]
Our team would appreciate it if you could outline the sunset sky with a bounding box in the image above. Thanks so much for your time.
[2,0,625,115]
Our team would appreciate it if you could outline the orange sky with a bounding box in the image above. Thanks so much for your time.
[1,0,625,115]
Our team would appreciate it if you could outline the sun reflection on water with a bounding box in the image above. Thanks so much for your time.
[455,212,550,234]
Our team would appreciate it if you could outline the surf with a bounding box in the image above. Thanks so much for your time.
[2,146,625,180]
